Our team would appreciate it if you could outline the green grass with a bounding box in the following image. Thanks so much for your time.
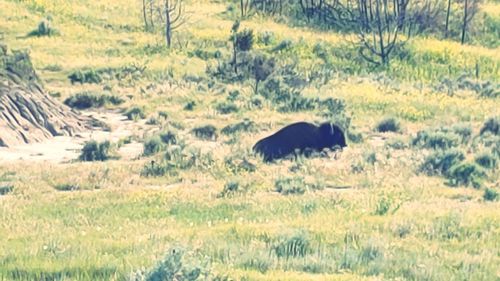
[0,0,499,280]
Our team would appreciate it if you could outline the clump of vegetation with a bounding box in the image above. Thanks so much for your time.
[221,119,256,135]
[68,69,102,84]
[483,188,499,202]
[420,149,465,176]
[143,136,165,157]
[64,92,124,109]
[130,247,209,281]
[375,117,401,133]
[412,130,460,150]
[79,140,114,162]
[475,152,497,170]
[385,137,407,150]
[53,184,80,192]
[0,184,14,196]
[160,131,177,145]
[27,17,58,37]
[184,101,196,111]
[218,180,249,198]
[215,102,239,114]
[192,125,217,141]
[125,107,146,120]
[275,177,307,195]
[141,146,214,177]
[480,117,499,136]
[273,232,312,259]
[447,162,485,188]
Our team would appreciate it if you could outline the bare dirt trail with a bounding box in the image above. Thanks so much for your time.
[0,111,146,164]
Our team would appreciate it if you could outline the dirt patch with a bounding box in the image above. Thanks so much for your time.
[0,111,147,163]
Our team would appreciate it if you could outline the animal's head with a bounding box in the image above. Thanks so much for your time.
[319,123,347,149]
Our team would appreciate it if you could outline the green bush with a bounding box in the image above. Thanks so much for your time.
[184,101,196,111]
[483,188,499,202]
[159,131,177,145]
[192,125,217,141]
[375,117,401,133]
[475,152,497,169]
[141,248,207,281]
[68,69,102,84]
[79,141,113,161]
[218,181,249,198]
[420,149,465,176]
[275,177,307,195]
[27,18,59,37]
[480,117,499,136]
[64,92,124,109]
[125,107,146,120]
[143,136,165,156]
[273,232,312,259]
[221,119,256,135]
[215,102,238,114]
[140,161,171,177]
[412,130,459,150]
[447,162,486,188]
[0,185,14,195]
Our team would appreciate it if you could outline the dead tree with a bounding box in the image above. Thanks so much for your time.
[163,0,186,48]
[356,0,410,65]
[461,0,480,44]
[445,0,452,37]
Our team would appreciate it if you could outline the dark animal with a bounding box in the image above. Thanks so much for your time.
[253,122,347,162]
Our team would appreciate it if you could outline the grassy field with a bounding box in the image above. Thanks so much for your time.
[0,0,499,280]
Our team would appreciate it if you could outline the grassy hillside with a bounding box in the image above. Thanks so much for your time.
[0,0,499,280]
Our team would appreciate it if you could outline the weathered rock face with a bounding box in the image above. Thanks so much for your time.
[0,46,91,147]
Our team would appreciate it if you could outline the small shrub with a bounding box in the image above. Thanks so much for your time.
[386,137,408,149]
[272,39,293,52]
[27,18,58,37]
[375,117,401,133]
[221,119,256,135]
[219,181,249,198]
[215,102,238,114]
[447,162,486,188]
[483,188,499,202]
[420,149,465,176]
[142,248,207,281]
[125,107,146,120]
[64,92,124,109]
[412,130,459,150]
[364,151,377,165]
[475,152,497,169]
[192,125,217,141]
[273,232,312,259]
[140,161,171,177]
[347,130,363,144]
[184,101,196,111]
[143,136,165,156]
[68,69,102,84]
[275,177,306,195]
[53,184,80,192]
[79,141,113,161]
[0,185,14,195]
[450,123,472,144]
[480,117,499,136]
[159,131,177,145]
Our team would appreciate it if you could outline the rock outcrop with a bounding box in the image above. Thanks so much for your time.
[0,45,91,147]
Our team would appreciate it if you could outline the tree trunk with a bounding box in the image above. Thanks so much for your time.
[165,0,172,48]
[142,0,149,31]
[445,0,451,38]
[461,0,468,44]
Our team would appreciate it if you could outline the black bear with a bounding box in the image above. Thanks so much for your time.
[253,122,347,162]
